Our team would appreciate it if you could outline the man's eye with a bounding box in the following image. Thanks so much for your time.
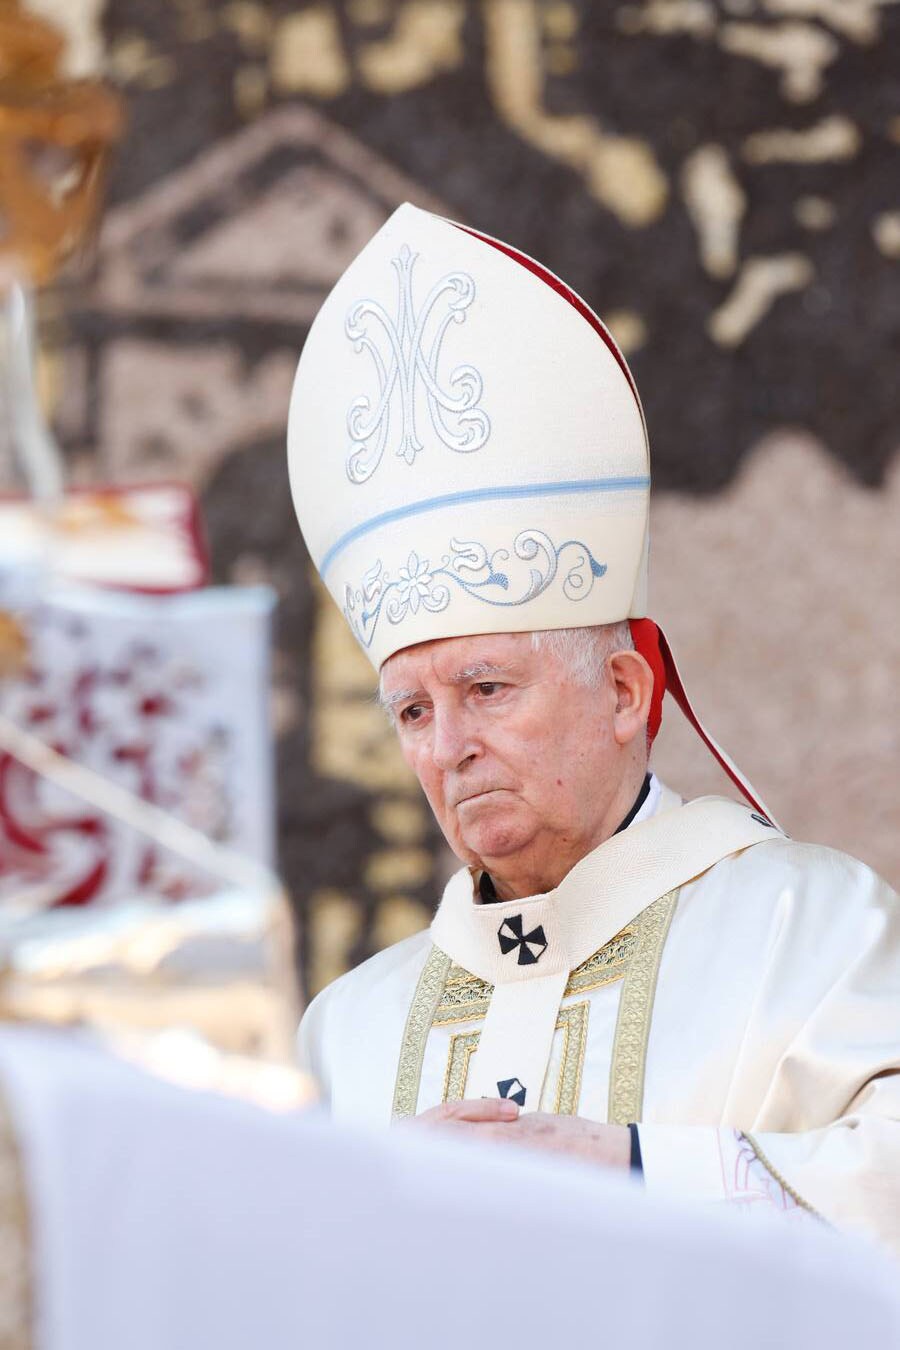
[476,682,502,696]
[400,703,426,723]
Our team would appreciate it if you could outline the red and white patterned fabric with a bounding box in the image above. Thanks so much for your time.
[0,583,275,910]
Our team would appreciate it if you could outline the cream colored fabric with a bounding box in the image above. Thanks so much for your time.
[431,792,780,982]
[298,788,900,1259]
[287,203,649,667]
[465,971,570,1107]
[432,792,781,1107]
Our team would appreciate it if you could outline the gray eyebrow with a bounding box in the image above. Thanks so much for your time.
[377,686,418,711]
[449,661,516,684]
[376,661,516,713]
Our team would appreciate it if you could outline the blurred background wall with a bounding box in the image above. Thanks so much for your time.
[14,0,899,996]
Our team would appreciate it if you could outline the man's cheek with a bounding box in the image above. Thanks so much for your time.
[420,779,450,827]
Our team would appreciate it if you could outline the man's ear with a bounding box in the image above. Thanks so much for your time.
[608,650,654,747]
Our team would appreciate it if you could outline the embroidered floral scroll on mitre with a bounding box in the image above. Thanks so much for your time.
[343,532,608,650]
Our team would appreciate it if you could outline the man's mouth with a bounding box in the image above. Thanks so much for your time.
[454,787,509,807]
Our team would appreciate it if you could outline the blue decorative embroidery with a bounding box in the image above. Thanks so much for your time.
[344,244,490,484]
[318,476,650,580]
[344,531,607,649]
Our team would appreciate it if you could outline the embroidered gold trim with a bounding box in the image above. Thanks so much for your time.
[443,1001,590,1113]
[566,929,636,995]
[742,1133,825,1221]
[607,889,679,1126]
[403,909,654,1117]
[432,1000,491,1028]
[443,1031,480,1102]
[554,1002,590,1115]
[433,929,634,1030]
[446,964,488,989]
[433,964,492,1027]
[0,1085,32,1350]
[392,945,452,1119]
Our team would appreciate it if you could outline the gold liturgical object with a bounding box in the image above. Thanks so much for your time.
[0,0,123,287]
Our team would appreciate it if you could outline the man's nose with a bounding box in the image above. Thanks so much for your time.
[430,706,480,772]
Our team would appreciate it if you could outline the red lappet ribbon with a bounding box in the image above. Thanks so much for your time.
[628,618,666,745]
[629,617,778,826]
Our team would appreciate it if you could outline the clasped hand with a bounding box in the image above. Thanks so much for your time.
[407,1098,630,1169]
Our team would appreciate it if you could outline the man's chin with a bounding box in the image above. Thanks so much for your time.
[454,797,535,860]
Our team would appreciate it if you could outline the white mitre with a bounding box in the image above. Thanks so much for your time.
[288,203,649,667]
[288,202,777,822]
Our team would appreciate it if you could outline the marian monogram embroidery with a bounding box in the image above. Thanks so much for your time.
[344,530,607,648]
[344,244,490,483]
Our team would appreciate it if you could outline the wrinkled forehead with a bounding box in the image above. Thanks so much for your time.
[379,631,537,694]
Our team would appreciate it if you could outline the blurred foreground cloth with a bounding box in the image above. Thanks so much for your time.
[0,1026,898,1350]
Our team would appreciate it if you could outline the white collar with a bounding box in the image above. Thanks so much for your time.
[430,791,781,985]
[630,770,662,828]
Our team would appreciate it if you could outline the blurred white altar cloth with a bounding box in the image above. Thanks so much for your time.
[0,1025,897,1350]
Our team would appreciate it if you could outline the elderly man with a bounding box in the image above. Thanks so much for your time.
[288,204,898,1255]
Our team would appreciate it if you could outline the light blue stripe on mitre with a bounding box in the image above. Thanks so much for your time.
[319,476,651,580]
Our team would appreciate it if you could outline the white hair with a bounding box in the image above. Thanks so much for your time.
[530,621,633,687]
[377,621,633,715]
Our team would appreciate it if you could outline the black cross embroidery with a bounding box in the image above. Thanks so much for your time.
[497,914,548,965]
[497,1078,527,1107]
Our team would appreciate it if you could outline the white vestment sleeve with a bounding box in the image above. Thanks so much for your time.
[639,860,900,1253]
[296,988,331,1107]
[638,1125,823,1222]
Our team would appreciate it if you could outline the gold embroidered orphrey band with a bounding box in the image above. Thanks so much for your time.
[392,888,678,1121]
[392,946,453,1119]
[441,1002,590,1113]
[607,888,679,1126]
[0,1084,33,1350]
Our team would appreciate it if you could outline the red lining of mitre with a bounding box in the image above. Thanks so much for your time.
[452,222,642,413]
[628,618,665,744]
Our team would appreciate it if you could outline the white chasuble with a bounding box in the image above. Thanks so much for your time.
[298,784,900,1260]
